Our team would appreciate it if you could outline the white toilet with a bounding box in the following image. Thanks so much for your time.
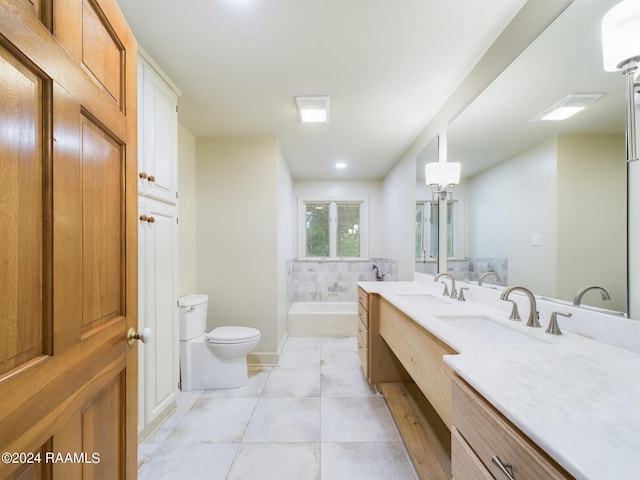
[178,294,261,391]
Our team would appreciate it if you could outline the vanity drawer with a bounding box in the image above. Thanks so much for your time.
[452,377,573,480]
[357,300,369,328]
[357,319,368,349]
[452,427,493,480]
[357,287,369,313]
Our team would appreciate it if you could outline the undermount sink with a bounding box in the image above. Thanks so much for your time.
[435,314,547,345]
[396,293,449,305]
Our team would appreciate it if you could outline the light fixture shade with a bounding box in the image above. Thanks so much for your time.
[425,162,461,187]
[602,0,640,72]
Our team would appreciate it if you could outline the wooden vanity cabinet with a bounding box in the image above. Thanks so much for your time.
[379,298,456,427]
[452,376,574,480]
[357,287,408,385]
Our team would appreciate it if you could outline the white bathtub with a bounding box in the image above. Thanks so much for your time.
[288,302,358,337]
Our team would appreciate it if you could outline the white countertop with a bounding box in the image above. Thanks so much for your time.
[358,279,640,480]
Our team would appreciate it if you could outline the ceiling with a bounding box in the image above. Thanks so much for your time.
[115,0,530,180]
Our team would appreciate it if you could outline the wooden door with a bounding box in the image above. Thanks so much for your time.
[0,0,138,478]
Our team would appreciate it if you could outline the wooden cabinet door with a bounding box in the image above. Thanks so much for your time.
[0,0,138,478]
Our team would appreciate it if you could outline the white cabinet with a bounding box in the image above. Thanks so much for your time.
[137,51,181,440]
[138,55,178,204]
[138,197,179,435]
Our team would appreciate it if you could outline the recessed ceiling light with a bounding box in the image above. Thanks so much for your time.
[295,96,330,124]
[335,162,347,169]
[529,94,604,122]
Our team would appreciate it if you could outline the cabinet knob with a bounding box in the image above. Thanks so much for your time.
[147,175,155,183]
[139,172,147,179]
[147,216,155,223]
[139,214,148,222]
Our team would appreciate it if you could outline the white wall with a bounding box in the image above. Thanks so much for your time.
[195,136,286,364]
[466,137,557,296]
[293,179,384,258]
[177,123,197,296]
[382,153,417,280]
[276,144,293,351]
[557,134,626,311]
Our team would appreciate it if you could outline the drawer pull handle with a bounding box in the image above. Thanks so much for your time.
[491,456,515,480]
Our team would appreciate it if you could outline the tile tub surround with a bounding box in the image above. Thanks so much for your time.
[358,277,640,480]
[138,337,418,480]
[287,258,398,304]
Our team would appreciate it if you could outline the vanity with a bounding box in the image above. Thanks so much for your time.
[357,276,640,480]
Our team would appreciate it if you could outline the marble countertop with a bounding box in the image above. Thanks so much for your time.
[358,279,640,480]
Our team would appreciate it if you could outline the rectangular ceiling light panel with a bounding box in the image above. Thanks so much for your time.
[529,93,604,122]
[296,96,330,124]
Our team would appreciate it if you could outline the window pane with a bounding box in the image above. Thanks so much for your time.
[447,201,454,258]
[429,202,439,258]
[416,204,424,259]
[305,203,329,257]
[337,204,360,257]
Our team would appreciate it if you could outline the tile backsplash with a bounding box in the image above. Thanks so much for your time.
[287,258,397,305]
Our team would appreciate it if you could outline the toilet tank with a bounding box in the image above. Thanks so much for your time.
[178,294,208,340]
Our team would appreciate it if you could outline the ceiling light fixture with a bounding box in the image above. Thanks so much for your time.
[335,162,347,169]
[529,94,604,122]
[295,96,330,124]
[425,162,461,200]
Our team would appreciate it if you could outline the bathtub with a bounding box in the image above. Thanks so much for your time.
[288,302,358,337]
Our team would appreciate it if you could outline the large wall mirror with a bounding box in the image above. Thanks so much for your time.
[416,0,629,316]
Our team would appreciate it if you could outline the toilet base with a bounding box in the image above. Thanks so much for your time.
[180,337,251,391]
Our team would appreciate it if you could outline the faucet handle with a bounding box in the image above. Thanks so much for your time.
[546,311,572,335]
[505,299,521,321]
[440,281,449,297]
[458,287,469,302]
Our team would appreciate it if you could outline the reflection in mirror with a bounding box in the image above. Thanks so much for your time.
[415,137,439,276]
[417,0,629,316]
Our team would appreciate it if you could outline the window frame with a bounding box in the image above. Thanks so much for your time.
[297,197,369,260]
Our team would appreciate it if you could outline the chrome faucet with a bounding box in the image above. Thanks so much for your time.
[573,285,611,306]
[500,286,540,327]
[479,271,502,286]
[434,273,457,299]
[372,264,385,281]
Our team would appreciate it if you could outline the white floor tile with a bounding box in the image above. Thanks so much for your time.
[321,369,377,397]
[261,369,321,397]
[139,336,417,478]
[166,397,258,443]
[138,443,238,480]
[321,350,361,370]
[243,397,321,443]
[321,442,418,480]
[321,397,400,442]
[227,443,320,480]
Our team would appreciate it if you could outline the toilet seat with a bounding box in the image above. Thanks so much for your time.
[205,326,261,344]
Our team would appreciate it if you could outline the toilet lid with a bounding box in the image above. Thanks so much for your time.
[205,326,261,344]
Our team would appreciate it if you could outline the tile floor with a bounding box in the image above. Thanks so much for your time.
[137,336,418,480]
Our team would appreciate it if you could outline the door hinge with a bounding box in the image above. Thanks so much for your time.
[176,217,179,224]
[175,105,179,113]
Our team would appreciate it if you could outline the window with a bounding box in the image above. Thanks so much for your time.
[416,199,462,260]
[299,199,368,259]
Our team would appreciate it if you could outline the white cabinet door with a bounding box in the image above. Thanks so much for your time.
[138,57,178,204]
[138,197,179,427]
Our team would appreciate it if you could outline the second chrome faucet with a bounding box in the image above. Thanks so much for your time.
[500,286,540,328]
